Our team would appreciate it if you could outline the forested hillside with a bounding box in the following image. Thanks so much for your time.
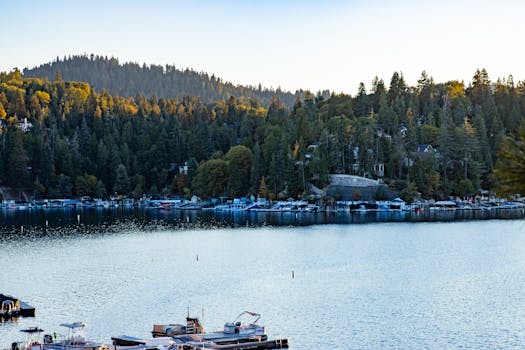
[23,55,302,107]
[0,67,524,200]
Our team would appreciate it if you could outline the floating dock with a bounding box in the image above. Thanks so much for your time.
[151,311,288,350]
[0,294,35,318]
[177,339,288,349]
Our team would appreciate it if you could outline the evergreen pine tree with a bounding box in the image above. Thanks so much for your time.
[113,164,130,194]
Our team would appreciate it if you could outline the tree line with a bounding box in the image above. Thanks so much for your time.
[0,67,524,201]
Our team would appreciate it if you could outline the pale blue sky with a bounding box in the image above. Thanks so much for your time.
[1,0,523,93]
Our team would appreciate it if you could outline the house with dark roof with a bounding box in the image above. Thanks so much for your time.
[399,124,408,137]
[415,144,435,155]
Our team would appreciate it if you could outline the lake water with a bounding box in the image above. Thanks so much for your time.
[0,207,524,228]
[1,219,525,349]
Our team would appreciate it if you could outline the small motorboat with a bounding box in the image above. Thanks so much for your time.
[222,311,265,336]
[42,322,109,350]
[11,327,45,350]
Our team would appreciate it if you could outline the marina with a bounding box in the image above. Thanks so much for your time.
[2,195,525,214]
[1,201,524,231]
[4,314,288,350]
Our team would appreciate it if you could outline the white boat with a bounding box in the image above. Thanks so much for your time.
[10,327,45,350]
[150,311,288,349]
[43,322,109,350]
[222,311,265,337]
[429,200,458,211]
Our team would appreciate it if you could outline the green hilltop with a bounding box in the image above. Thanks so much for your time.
[23,55,303,108]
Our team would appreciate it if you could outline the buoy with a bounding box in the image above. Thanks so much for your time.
[186,216,190,223]
[77,214,80,223]
[21,225,23,234]
[45,220,48,227]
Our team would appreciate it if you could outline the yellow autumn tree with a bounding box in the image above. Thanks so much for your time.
[0,101,6,119]
[447,80,466,98]
[35,90,51,105]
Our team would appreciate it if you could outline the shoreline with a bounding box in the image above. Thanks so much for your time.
[1,207,524,233]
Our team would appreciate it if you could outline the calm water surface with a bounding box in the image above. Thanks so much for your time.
[1,220,525,349]
[1,207,524,228]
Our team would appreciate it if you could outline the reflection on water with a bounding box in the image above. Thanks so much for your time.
[1,207,524,229]
[1,217,525,349]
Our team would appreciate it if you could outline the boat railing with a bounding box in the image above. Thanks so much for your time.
[1,300,16,314]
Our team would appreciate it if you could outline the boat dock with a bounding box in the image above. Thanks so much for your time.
[176,338,288,349]
[130,311,288,350]
[18,301,36,317]
[4,311,287,350]
[0,294,35,318]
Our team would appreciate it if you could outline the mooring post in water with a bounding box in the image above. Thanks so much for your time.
[292,270,294,279]
[196,254,199,262]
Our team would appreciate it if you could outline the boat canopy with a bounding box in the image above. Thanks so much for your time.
[20,328,44,333]
[60,322,86,329]
[233,311,261,324]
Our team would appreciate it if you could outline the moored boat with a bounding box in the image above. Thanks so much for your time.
[10,327,45,350]
[42,322,109,350]
[151,311,288,349]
